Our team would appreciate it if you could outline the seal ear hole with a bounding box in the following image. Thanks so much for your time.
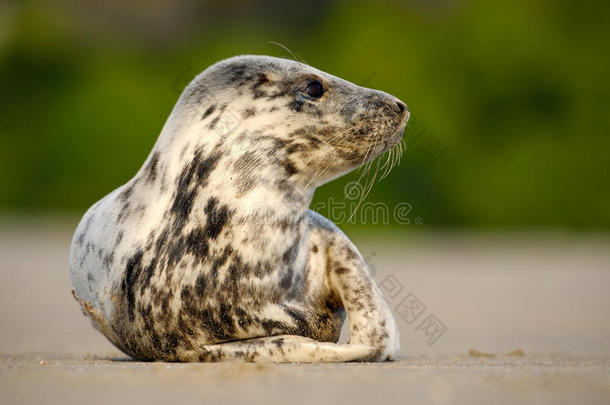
[258,73,270,84]
[305,80,324,99]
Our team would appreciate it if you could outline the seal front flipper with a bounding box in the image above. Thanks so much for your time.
[326,236,400,361]
[307,212,400,361]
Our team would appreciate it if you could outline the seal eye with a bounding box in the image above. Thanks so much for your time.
[305,80,324,99]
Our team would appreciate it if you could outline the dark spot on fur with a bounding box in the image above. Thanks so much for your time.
[304,134,321,148]
[234,150,262,173]
[155,229,169,251]
[195,274,207,297]
[170,150,221,232]
[139,257,157,294]
[286,143,303,154]
[211,245,233,277]
[180,198,231,265]
[116,183,137,223]
[200,308,232,341]
[277,218,291,232]
[185,228,211,264]
[209,116,219,130]
[227,64,249,84]
[279,266,293,289]
[121,250,144,322]
[343,246,357,260]
[242,107,256,119]
[204,197,231,239]
[234,307,253,329]
[76,215,94,246]
[282,239,299,264]
[119,184,134,202]
[283,160,298,176]
[115,231,124,246]
[103,252,114,268]
[261,319,287,335]
[283,306,311,336]
[255,73,269,86]
[234,151,262,194]
[145,152,160,182]
[201,105,216,120]
[219,303,236,335]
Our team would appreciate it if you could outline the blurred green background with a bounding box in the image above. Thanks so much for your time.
[1,0,609,230]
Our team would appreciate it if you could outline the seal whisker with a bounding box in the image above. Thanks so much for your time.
[395,142,401,167]
[383,141,401,180]
[393,142,401,170]
[347,151,383,223]
[353,138,377,189]
[346,134,381,222]
[398,140,404,165]
[366,154,382,196]
[268,41,307,65]
[379,148,394,179]
[398,138,405,166]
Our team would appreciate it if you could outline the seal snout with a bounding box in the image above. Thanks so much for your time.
[384,97,409,148]
[390,99,410,122]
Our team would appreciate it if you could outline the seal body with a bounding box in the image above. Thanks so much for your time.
[69,55,409,362]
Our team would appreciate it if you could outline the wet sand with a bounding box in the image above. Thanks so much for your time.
[1,218,609,404]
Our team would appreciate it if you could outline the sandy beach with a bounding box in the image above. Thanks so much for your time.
[1,218,609,404]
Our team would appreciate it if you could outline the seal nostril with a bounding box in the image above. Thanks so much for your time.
[395,102,406,114]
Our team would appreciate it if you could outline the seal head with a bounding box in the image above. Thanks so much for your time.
[178,55,408,192]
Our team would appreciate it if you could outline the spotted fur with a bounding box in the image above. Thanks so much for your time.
[69,55,409,362]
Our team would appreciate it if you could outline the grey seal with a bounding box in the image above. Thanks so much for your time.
[69,55,409,362]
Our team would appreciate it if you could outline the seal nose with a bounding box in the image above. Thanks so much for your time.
[395,102,406,114]
[390,100,408,117]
